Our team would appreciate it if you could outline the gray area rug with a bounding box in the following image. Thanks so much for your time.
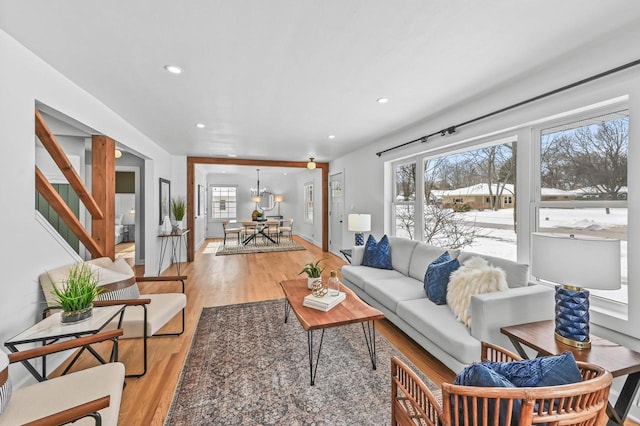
[165,299,439,425]
[215,239,306,256]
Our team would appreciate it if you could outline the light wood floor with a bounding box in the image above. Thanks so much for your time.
[63,236,638,425]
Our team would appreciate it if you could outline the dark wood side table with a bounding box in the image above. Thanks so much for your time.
[501,320,640,425]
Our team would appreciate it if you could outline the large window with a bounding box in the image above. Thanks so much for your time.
[210,185,237,220]
[392,141,517,258]
[535,109,628,304]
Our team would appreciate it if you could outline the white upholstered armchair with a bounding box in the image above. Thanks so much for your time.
[39,257,187,378]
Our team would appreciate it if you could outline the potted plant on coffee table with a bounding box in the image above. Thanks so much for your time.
[172,196,186,231]
[299,259,325,289]
[51,263,102,324]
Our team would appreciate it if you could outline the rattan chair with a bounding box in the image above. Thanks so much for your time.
[391,342,612,426]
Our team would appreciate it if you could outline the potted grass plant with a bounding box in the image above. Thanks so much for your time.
[172,197,186,231]
[51,263,102,324]
[299,259,325,289]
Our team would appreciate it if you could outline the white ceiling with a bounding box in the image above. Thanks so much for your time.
[2,1,640,162]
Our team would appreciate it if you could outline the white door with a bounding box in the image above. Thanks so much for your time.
[329,172,344,254]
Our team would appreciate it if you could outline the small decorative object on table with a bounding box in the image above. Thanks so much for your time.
[172,196,186,231]
[311,279,328,298]
[50,263,102,324]
[299,259,325,289]
[327,270,341,296]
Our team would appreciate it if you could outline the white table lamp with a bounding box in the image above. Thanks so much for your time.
[531,232,621,348]
[348,214,371,246]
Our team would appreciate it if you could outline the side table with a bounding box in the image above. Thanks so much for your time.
[158,229,189,275]
[5,304,125,381]
[501,320,640,425]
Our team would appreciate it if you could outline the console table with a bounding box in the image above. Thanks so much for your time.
[501,320,640,425]
[158,229,189,275]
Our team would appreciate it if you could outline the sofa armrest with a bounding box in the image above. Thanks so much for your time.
[350,246,365,266]
[470,285,555,349]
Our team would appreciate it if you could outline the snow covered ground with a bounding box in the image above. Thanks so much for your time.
[398,207,629,302]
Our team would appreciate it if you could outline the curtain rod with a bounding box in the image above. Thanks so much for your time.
[376,58,640,157]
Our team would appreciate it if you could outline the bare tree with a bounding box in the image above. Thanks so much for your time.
[423,205,477,249]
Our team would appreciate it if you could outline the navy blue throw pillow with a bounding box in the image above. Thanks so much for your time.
[361,235,392,270]
[424,252,460,305]
[483,351,582,388]
[454,364,520,425]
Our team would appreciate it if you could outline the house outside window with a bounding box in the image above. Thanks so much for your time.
[534,108,628,306]
[392,141,517,256]
[210,185,237,220]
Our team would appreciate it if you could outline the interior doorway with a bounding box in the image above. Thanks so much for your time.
[329,171,344,255]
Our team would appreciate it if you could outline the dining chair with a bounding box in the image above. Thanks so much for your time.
[280,218,293,241]
[222,220,243,245]
[242,220,259,245]
[265,219,281,244]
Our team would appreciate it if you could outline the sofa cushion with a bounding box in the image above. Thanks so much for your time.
[408,243,446,281]
[447,256,508,328]
[341,265,404,290]
[424,252,460,305]
[364,276,426,312]
[458,252,528,289]
[388,237,419,275]
[362,235,393,270]
[396,298,480,365]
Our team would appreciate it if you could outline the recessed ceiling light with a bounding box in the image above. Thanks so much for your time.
[164,65,183,74]
[195,123,205,128]
[227,154,237,158]
[284,173,288,176]
[377,97,389,104]
[328,135,335,139]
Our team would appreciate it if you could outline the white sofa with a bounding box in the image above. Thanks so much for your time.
[341,236,555,373]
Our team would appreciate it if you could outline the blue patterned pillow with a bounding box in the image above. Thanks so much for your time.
[424,252,460,305]
[362,235,392,270]
[483,351,582,387]
[454,363,520,425]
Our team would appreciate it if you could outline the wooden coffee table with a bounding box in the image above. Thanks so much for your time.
[501,320,640,425]
[279,278,384,385]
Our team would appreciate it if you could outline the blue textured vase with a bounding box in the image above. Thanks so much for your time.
[355,233,364,246]
[555,285,591,348]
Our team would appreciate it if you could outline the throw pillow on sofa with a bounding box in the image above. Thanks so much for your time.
[447,256,508,327]
[424,252,460,305]
[362,235,393,270]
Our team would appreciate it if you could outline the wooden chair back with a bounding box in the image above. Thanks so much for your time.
[392,342,613,426]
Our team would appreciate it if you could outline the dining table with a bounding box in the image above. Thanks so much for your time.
[239,219,280,245]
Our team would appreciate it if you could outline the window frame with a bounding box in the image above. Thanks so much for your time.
[530,105,629,317]
[304,182,314,223]
[209,184,238,221]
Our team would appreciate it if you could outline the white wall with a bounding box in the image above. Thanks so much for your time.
[0,28,174,386]
[330,21,640,418]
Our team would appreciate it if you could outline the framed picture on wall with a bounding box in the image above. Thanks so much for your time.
[159,178,171,225]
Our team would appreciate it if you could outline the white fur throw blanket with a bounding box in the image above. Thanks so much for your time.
[447,256,508,328]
